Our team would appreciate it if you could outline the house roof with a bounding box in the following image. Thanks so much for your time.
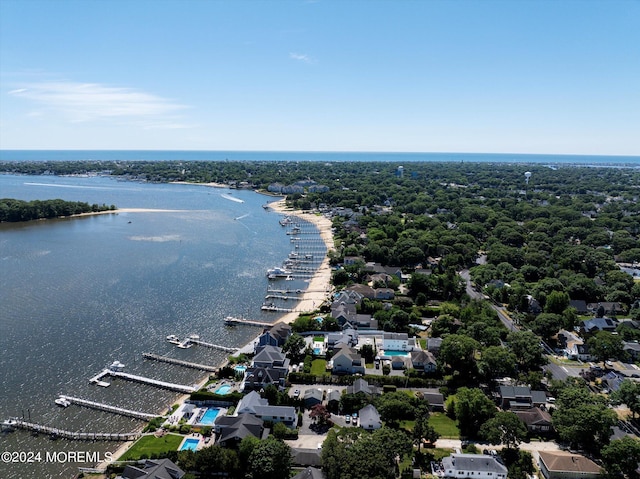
[216,413,264,444]
[291,450,323,468]
[442,454,508,474]
[268,322,292,341]
[513,407,552,426]
[236,390,267,414]
[583,317,618,331]
[348,378,374,395]
[411,350,436,365]
[538,451,601,474]
[359,404,381,426]
[304,388,323,401]
[422,392,444,407]
[327,390,342,402]
[383,332,409,340]
[253,405,296,418]
[253,345,287,365]
[121,459,185,479]
[499,386,532,399]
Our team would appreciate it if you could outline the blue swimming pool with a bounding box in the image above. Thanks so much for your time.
[180,438,199,451]
[199,408,220,425]
[383,350,410,357]
[214,384,232,395]
[234,365,247,373]
[313,348,322,355]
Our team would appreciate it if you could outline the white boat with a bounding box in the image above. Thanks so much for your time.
[267,267,293,277]
[109,360,126,371]
[166,334,180,344]
[55,397,71,408]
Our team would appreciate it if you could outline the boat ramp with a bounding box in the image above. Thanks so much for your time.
[56,395,158,420]
[1,419,139,441]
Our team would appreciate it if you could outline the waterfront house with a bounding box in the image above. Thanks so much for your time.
[345,283,375,299]
[358,404,382,430]
[215,413,265,448]
[538,451,601,479]
[242,366,287,392]
[256,323,292,350]
[331,344,365,375]
[440,454,507,479]
[119,458,185,479]
[252,345,290,372]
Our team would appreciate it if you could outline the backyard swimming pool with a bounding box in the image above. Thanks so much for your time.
[234,365,247,373]
[214,384,232,395]
[180,438,200,451]
[382,350,410,357]
[199,407,221,425]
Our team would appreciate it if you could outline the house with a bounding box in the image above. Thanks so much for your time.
[343,256,364,266]
[426,338,443,355]
[119,459,185,479]
[587,302,624,316]
[569,300,588,315]
[290,450,323,468]
[382,332,416,352]
[359,404,382,430]
[304,388,324,408]
[215,413,265,447]
[581,317,619,334]
[564,341,594,362]
[391,356,407,370]
[332,290,364,306]
[331,345,365,375]
[327,389,342,411]
[538,451,601,479]
[498,386,547,410]
[255,323,292,350]
[252,345,290,372]
[326,330,358,350]
[242,366,287,392]
[374,288,395,300]
[345,284,375,299]
[440,453,507,479]
[291,466,326,479]
[624,341,640,361]
[410,350,437,373]
[513,407,553,434]
[422,391,445,412]
[346,378,379,396]
[369,273,393,286]
[236,391,296,427]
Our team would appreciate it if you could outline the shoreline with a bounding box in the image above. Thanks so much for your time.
[104,196,335,467]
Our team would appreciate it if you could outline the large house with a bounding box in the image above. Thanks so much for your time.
[236,391,296,427]
[251,345,290,372]
[382,332,416,352]
[538,451,601,479]
[359,404,382,430]
[513,407,553,434]
[564,341,593,362]
[440,454,507,479]
[242,366,287,392]
[497,386,547,410]
[330,344,365,375]
[215,413,265,448]
[255,323,292,350]
[581,317,619,334]
[119,459,185,479]
[410,350,437,373]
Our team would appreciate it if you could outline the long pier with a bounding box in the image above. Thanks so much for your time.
[265,294,302,301]
[261,305,294,312]
[224,316,274,328]
[143,352,219,372]
[187,338,238,353]
[90,368,196,393]
[58,395,158,420]
[1,419,140,441]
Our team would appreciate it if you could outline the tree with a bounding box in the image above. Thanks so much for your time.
[529,313,563,341]
[439,334,480,376]
[610,379,640,420]
[479,411,528,450]
[544,291,570,314]
[193,445,240,478]
[309,403,332,426]
[454,387,497,438]
[601,436,640,479]
[587,331,625,363]
[413,404,439,451]
[283,333,306,362]
[552,383,617,453]
[247,437,292,479]
[375,391,416,428]
[360,344,375,363]
[507,331,547,372]
[478,346,517,381]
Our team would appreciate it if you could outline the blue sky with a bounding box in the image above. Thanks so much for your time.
[1,0,638,154]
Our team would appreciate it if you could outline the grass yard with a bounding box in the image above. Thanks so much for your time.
[313,336,325,342]
[118,433,184,461]
[429,412,459,439]
[311,358,327,375]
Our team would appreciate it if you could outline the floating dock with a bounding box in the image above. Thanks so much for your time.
[143,352,219,372]
[1,419,139,441]
[224,316,274,328]
[57,395,158,420]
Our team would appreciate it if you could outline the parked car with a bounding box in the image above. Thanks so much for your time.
[345,415,351,424]
[293,389,300,398]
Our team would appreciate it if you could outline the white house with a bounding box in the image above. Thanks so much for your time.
[382,332,416,352]
[441,454,507,479]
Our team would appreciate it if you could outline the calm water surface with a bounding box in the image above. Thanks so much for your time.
[0,175,319,478]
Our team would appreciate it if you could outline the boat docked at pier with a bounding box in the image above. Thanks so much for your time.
[54,397,71,408]
[267,267,293,278]
[166,334,180,345]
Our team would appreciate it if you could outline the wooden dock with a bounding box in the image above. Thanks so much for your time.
[187,338,238,353]
[265,294,302,301]
[224,316,274,328]
[58,395,159,420]
[90,368,196,393]
[142,352,219,372]
[1,418,140,441]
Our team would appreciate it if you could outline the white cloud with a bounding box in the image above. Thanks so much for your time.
[9,81,190,128]
[289,52,314,64]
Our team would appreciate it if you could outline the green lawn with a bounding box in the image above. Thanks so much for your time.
[118,433,184,461]
[311,359,327,375]
[313,336,325,342]
[429,412,459,438]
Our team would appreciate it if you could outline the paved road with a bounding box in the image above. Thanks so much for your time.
[459,269,518,332]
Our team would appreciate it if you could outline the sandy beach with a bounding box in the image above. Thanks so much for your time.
[267,198,335,325]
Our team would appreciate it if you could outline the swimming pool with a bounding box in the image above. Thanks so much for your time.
[214,384,232,395]
[234,365,247,373]
[199,408,220,425]
[313,348,322,355]
[383,350,410,357]
[180,438,199,451]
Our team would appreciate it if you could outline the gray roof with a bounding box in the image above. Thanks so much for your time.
[422,392,444,406]
[254,405,296,418]
[442,454,507,474]
[327,390,342,402]
[216,413,264,444]
[291,466,325,479]
[359,404,381,428]
[304,388,323,401]
[121,459,185,479]
[236,390,267,414]
[253,345,287,364]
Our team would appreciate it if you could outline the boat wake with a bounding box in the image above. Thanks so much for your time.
[221,193,244,203]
